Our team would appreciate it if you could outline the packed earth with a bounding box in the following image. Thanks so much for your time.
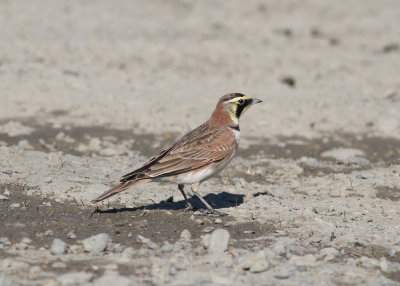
[1,0,400,285]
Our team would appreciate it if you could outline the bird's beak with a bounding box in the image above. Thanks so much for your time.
[251,98,262,104]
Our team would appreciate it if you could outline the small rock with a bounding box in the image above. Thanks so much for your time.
[289,254,317,267]
[214,218,222,224]
[208,229,230,254]
[95,272,132,286]
[121,247,135,258]
[69,244,84,254]
[271,237,296,256]
[239,250,270,273]
[358,256,380,269]
[88,137,102,151]
[67,231,77,239]
[281,76,296,87]
[9,203,20,210]
[273,269,291,279]
[44,229,55,237]
[135,219,148,228]
[200,234,211,249]
[51,238,66,255]
[195,219,204,225]
[57,272,93,285]
[264,247,277,263]
[13,243,28,250]
[202,226,214,233]
[0,121,34,137]
[44,177,53,184]
[82,233,110,254]
[52,262,67,268]
[386,91,400,102]
[0,237,11,248]
[380,257,397,273]
[137,235,158,249]
[180,229,192,241]
[2,170,13,175]
[20,237,31,244]
[29,266,41,274]
[0,195,9,200]
[320,247,339,261]
[311,218,336,236]
[333,232,356,247]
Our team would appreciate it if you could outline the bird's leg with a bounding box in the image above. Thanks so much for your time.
[178,184,194,210]
[190,183,227,217]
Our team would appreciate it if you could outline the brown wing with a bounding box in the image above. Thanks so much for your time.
[120,123,237,182]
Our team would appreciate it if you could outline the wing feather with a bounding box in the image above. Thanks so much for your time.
[120,123,237,182]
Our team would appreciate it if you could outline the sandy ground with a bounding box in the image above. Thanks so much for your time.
[1,0,400,285]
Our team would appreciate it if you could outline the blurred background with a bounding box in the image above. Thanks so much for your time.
[0,0,399,141]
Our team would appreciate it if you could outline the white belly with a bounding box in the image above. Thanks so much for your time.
[173,165,217,184]
[170,149,237,185]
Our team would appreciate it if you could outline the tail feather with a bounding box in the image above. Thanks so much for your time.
[91,179,151,203]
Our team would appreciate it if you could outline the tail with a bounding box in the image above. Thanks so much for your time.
[91,179,151,203]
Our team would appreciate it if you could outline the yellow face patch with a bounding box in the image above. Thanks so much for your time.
[226,96,253,122]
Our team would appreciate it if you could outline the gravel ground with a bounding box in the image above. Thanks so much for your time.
[1,0,400,285]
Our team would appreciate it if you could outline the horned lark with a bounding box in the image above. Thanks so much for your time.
[92,93,262,215]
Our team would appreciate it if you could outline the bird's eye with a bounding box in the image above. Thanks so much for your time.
[237,99,245,105]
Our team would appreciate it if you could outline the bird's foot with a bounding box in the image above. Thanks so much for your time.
[179,202,196,212]
[195,208,227,217]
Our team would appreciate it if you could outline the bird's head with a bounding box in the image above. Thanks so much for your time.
[212,93,262,125]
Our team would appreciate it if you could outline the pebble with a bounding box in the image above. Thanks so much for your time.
[0,195,9,200]
[333,232,356,247]
[319,247,339,261]
[380,257,397,273]
[180,229,192,241]
[311,218,336,236]
[321,148,365,161]
[9,203,20,210]
[88,137,102,151]
[273,269,291,279]
[29,266,41,274]
[51,238,66,255]
[208,229,230,254]
[12,243,28,251]
[214,218,222,224]
[358,256,380,270]
[239,250,270,273]
[44,229,54,237]
[82,233,110,254]
[57,272,93,285]
[2,169,13,175]
[52,262,67,268]
[202,226,214,233]
[95,272,132,286]
[201,234,211,249]
[289,254,317,267]
[137,235,159,249]
[195,219,204,225]
[0,121,34,136]
[67,231,77,239]
[69,244,83,254]
[0,237,11,249]
[271,237,296,256]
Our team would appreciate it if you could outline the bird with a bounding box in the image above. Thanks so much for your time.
[92,93,262,216]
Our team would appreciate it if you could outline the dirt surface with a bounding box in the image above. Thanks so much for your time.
[1,0,400,285]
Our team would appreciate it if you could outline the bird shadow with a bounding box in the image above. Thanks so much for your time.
[93,191,244,214]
